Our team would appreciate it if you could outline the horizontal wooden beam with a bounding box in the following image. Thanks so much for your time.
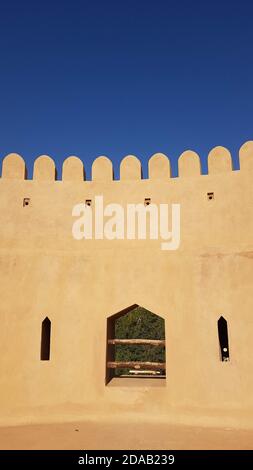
[108,339,165,346]
[107,361,166,370]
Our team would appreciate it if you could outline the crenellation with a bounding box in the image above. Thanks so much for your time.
[92,156,114,181]
[1,153,26,179]
[0,143,251,181]
[207,146,233,174]
[239,141,253,172]
[62,156,85,181]
[120,155,142,180]
[178,150,201,177]
[148,153,171,179]
[33,155,57,181]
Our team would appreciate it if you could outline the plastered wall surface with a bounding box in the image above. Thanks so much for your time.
[0,142,253,428]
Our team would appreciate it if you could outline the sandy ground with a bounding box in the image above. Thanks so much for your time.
[0,421,252,450]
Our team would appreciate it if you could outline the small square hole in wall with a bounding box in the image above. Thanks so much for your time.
[144,198,151,206]
[23,198,30,207]
[207,192,214,200]
[85,199,92,207]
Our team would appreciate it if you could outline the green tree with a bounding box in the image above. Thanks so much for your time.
[115,306,165,376]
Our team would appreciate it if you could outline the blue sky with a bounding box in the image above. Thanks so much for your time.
[0,0,252,178]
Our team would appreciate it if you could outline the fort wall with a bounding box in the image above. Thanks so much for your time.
[0,141,253,428]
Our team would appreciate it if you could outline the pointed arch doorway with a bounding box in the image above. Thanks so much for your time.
[106,305,166,385]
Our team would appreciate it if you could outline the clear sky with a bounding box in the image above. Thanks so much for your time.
[0,0,252,178]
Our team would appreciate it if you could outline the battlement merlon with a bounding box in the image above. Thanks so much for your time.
[1,141,253,181]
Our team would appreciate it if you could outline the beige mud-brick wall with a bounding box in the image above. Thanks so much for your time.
[0,142,253,427]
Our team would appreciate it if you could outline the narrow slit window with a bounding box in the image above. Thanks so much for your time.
[207,192,214,200]
[40,317,51,361]
[23,198,30,207]
[218,316,229,361]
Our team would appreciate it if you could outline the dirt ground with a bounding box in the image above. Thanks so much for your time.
[0,420,252,450]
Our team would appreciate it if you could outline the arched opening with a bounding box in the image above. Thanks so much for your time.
[218,316,229,362]
[40,317,51,361]
[106,305,166,385]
